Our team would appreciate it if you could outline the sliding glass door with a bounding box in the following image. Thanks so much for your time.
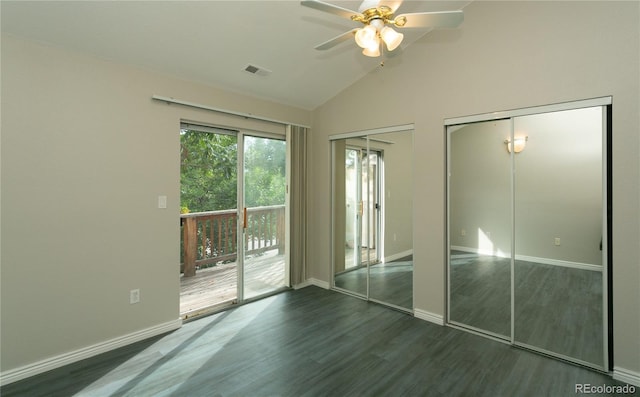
[180,124,288,318]
[345,147,364,271]
[343,147,381,271]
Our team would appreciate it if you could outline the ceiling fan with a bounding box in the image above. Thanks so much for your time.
[301,0,464,57]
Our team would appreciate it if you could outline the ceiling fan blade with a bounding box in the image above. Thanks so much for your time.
[358,0,380,12]
[379,0,403,13]
[395,10,464,29]
[301,0,362,20]
[314,29,358,50]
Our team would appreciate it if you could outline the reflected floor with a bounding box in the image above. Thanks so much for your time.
[450,251,604,367]
[334,257,412,309]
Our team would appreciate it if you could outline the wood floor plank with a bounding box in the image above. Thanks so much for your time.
[1,287,631,397]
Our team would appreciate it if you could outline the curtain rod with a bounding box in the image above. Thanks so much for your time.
[152,95,311,129]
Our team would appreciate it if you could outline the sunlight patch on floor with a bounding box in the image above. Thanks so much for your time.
[75,297,276,396]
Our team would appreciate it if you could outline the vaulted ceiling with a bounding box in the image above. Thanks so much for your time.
[1,1,470,110]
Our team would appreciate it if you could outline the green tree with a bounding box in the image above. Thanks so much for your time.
[180,129,237,212]
[244,136,286,207]
[180,131,286,212]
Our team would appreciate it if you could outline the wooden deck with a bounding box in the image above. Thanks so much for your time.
[180,249,286,317]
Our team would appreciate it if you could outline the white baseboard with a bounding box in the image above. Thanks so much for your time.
[308,278,330,289]
[384,249,413,263]
[294,278,330,290]
[613,366,640,387]
[450,246,602,272]
[451,245,503,257]
[514,254,602,272]
[292,280,312,289]
[414,308,444,326]
[0,318,182,386]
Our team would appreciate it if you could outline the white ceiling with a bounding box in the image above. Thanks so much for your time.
[1,0,470,110]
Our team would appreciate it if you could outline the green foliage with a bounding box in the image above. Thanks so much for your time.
[244,136,286,207]
[180,130,286,212]
[180,129,238,212]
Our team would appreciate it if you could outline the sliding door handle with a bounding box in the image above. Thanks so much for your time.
[243,207,248,229]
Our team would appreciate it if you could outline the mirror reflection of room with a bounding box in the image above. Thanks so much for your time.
[513,107,604,367]
[447,104,607,370]
[332,129,413,311]
[448,119,512,338]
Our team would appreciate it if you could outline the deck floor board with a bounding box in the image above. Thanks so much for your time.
[180,249,285,316]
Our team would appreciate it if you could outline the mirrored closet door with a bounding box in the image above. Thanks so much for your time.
[447,98,610,371]
[448,119,512,338]
[512,107,605,367]
[331,126,414,311]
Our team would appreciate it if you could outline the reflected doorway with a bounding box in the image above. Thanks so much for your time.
[344,147,381,270]
[331,127,414,312]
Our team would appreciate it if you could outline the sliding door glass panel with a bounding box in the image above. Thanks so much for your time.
[361,150,380,265]
[242,135,287,300]
[179,126,238,316]
[369,130,413,310]
[513,107,605,368]
[347,147,364,269]
[448,120,512,338]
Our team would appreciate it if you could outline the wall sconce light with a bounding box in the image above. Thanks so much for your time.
[504,136,528,153]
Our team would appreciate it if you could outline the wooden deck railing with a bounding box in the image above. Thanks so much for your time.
[180,205,285,277]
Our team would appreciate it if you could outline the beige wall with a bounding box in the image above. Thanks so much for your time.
[0,34,311,372]
[310,1,639,374]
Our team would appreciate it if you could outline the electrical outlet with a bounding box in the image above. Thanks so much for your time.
[461,229,466,236]
[554,237,561,246]
[130,289,140,304]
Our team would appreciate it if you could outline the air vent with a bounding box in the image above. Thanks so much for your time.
[243,64,272,77]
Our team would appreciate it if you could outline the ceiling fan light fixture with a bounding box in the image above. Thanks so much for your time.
[380,26,403,51]
[300,1,464,58]
[362,44,380,57]
[355,25,377,49]
[369,18,385,30]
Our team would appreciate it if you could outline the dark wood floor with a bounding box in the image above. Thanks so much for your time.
[2,287,631,397]
[334,257,413,309]
[450,251,605,368]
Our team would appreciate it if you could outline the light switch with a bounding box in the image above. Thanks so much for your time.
[158,195,167,209]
